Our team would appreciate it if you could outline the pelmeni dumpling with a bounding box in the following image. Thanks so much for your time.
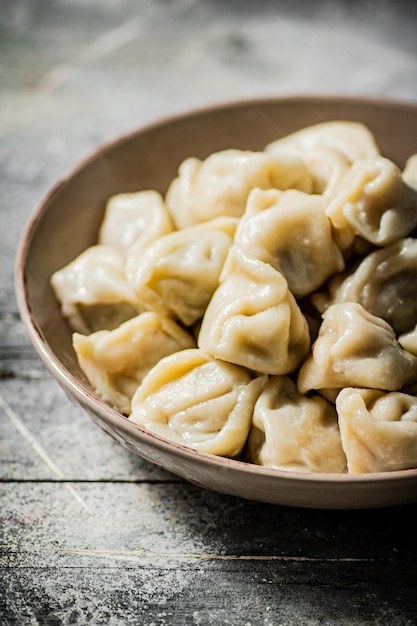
[325,156,417,249]
[126,217,238,326]
[336,387,417,473]
[298,303,417,395]
[73,312,195,415]
[246,376,347,473]
[50,245,145,334]
[198,246,310,375]
[403,154,417,190]
[129,348,267,457]
[98,190,174,253]
[234,188,345,297]
[312,238,417,336]
[299,146,352,197]
[165,149,312,229]
[399,324,417,356]
[265,121,380,164]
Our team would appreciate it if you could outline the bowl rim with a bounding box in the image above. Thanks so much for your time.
[14,92,417,489]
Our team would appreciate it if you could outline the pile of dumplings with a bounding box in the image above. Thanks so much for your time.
[51,121,417,475]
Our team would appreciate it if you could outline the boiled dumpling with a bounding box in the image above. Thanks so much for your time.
[73,312,196,415]
[265,121,380,164]
[129,348,267,457]
[403,154,417,190]
[50,245,145,334]
[234,188,345,297]
[98,190,174,253]
[312,238,417,336]
[198,246,310,375]
[325,156,417,249]
[246,376,347,473]
[336,387,417,473]
[298,146,351,197]
[165,148,312,229]
[126,217,238,326]
[399,324,417,356]
[298,303,417,394]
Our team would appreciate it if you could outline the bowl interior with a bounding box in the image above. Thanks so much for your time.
[16,95,417,509]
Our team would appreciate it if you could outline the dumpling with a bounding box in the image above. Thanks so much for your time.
[198,246,310,375]
[246,376,347,473]
[403,154,417,190]
[129,348,267,457]
[399,324,417,356]
[297,303,417,395]
[73,312,196,415]
[336,387,417,473]
[234,188,345,297]
[165,148,312,229]
[98,190,174,253]
[265,121,380,164]
[126,217,238,326]
[312,238,417,336]
[298,146,351,197]
[325,156,417,249]
[50,245,145,334]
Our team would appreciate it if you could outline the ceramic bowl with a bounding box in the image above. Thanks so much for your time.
[15,95,417,509]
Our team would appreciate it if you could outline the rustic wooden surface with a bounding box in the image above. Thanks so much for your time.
[1,1,417,624]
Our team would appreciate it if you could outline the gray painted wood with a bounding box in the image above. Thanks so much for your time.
[1,1,417,624]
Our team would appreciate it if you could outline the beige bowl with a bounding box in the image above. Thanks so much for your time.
[15,95,417,509]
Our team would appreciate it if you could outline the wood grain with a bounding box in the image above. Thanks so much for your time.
[1,1,417,624]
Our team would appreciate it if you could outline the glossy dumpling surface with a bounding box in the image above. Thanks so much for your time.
[298,146,351,197]
[73,312,195,415]
[403,154,417,190]
[198,246,310,375]
[50,245,145,334]
[129,349,267,457]
[234,188,345,297]
[98,190,174,253]
[165,149,312,229]
[337,387,417,473]
[312,238,417,336]
[399,323,417,356]
[298,303,417,394]
[325,156,417,248]
[247,376,347,473]
[265,121,380,164]
[126,217,238,326]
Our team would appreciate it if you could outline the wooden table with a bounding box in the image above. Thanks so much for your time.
[1,1,417,623]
